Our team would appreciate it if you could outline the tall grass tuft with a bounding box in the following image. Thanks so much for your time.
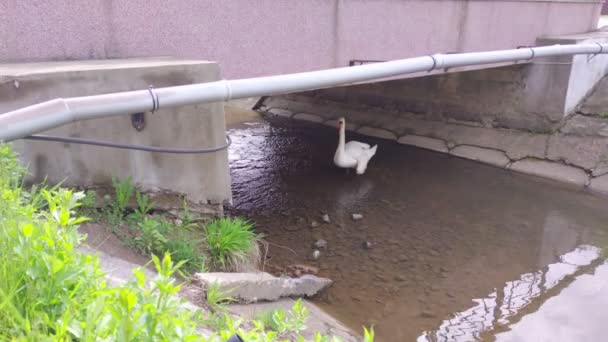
[204,217,261,271]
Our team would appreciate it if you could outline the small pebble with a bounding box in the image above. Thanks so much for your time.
[310,220,320,228]
[352,213,363,221]
[398,254,409,262]
[322,214,331,223]
[363,241,373,249]
[394,275,407,282]
[421,310,436,318]
[312,250,321,260]
[314,239,328,249]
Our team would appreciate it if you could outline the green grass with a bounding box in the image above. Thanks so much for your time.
[204,217,261,271]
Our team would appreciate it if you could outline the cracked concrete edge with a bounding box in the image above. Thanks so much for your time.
[258,104,608,195]
[227,299,360,342]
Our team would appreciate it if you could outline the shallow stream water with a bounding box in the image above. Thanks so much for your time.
[226,116,608,341]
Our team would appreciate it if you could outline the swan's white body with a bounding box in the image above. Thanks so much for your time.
[333,118,377,175]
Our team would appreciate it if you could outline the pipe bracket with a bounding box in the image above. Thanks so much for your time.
[588,42,604,62]
[148,85,160,112]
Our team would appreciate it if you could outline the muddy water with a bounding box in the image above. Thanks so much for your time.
[226,116,608,341]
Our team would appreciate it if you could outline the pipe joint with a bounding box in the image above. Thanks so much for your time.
[428,53,445,72]
[223,80,233,102]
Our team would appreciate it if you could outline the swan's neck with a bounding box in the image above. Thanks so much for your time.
[337,126,346,153]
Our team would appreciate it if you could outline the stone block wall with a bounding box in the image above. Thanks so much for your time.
[257,76,608,195]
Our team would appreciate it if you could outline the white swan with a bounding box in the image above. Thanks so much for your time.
[333,117,378,175]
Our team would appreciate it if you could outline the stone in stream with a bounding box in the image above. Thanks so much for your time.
[363,241,373,249]
[322,214,331,223]
[421,310,436,318]
[194,272,332,303]
[310,220,320,228]
[314,239,328,249]
[312,249,321,260]
[351,213,363,221]
[394,274,407,282]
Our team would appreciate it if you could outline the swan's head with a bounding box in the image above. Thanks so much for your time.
[337,117,345,132]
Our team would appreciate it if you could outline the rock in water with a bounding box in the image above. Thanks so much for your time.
[312,250,321,260]
[314,239,328,249]
[322,214,331,223]
[352,213,363,221]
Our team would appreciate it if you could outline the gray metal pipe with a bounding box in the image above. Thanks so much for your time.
[1,43,607,142]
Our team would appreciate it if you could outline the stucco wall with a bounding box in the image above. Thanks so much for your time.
[0,0,601,78]
[0,58,231,213]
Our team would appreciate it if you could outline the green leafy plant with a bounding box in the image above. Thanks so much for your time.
[133,217,168,255]
[132,190,155,221]
[110,176,134,219]
[204,217,260,271]
[363,326,376,342]
[257,299,308,336]
[205,283,236,312]
[165,228,206,274]
[80,189,97,209]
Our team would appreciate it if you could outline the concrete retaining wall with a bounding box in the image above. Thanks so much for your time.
[0,0,601,78]
[0,58,231,214]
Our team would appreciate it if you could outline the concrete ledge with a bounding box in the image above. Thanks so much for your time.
[397,135,449,153]
[589,174,608,194]
[356,127,397,141]
[510,159,589,186]
[266,107,295,118]
[293,112,324,123]
[451,145,511,168]
[547,135,608,170]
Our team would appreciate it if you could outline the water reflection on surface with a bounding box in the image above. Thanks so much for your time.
[226,117,608,341]
[419,245,602,341]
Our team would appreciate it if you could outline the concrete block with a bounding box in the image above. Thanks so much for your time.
[560,115,608,137]
[589,174,608,194]
[431,125,547,160]
[592,161,608,177]
[510,159,589,186]
[397,135,448,153]
[293,112,324,123]
[266,107,294,118]
[356,127,397,141]
[194,272,332,303]
[547,135,608,170]
[450,145,510,168]
[2,58,230,210]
